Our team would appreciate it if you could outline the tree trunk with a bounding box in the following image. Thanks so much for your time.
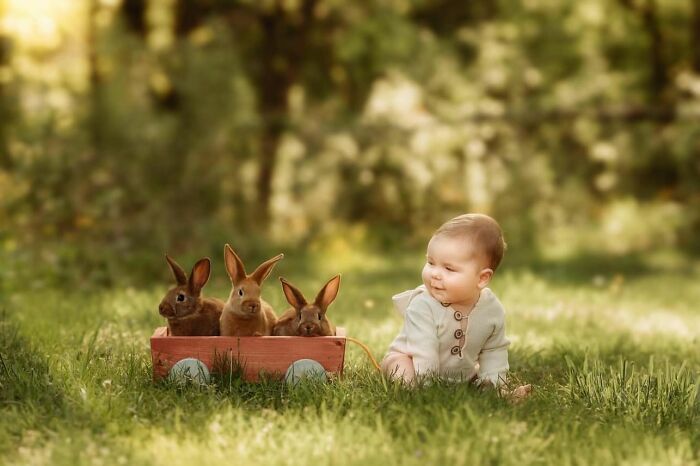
[87,0,104,154]
[692,0,700,72]
[0,34,12,170]
[256,117,285,227]
[641,0,669,102]
[252,10,298,227]
[617,0,671,105]
[120,0,148,37]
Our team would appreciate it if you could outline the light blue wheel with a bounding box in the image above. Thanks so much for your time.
[168,358,210,385]
[285,359,327,386]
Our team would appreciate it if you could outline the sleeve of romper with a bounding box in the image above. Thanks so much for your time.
[404,299,439,377]
[477,317,510,387]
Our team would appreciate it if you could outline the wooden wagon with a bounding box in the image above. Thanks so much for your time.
[150,327,348,382]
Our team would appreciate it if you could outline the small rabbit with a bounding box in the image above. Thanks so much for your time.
[220,244,283,336]
[272,275,341,337]
[158,255,224,336]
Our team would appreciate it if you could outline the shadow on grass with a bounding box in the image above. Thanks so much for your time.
[0,310,69,450]
[0,310,66,406]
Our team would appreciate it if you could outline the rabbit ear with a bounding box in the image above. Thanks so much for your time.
[280,277,307,309]
[251,253,284,285]
[224,244,246,285]
[314,274,341,313]
[188,258,211,296]
[166,254,187,286]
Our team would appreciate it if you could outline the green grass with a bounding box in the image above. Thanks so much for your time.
[1,246,699,465]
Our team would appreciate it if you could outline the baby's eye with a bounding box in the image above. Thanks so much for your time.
[445,266,455,272]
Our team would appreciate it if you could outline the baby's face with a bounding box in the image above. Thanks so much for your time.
[421,234,492,308]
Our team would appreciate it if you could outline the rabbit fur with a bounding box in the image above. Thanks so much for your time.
[220,244,283,336]
[158,255,223,336]
[272,274,340,337]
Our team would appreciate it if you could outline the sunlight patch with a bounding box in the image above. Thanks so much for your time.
[626,311,697,340]
[509,332,553,351]
[132,411,388,466]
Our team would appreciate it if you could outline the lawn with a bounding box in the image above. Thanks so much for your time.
[1,246,699,465]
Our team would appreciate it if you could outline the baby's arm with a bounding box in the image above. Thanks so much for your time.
[476,318,510,387]
[404,300,440,377]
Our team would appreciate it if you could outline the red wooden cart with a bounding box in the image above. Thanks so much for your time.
[150,327,348,382]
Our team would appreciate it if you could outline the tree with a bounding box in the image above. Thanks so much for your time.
[693,0,700,72]
[0,6,13,170]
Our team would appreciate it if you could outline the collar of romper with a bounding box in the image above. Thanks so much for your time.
[440,289,483,316]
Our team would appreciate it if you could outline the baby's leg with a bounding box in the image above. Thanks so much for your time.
[381,352,415,384]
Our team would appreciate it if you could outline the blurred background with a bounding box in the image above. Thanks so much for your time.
[0,0,699,287]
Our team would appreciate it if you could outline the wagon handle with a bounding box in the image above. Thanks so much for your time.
[345,336,381,371]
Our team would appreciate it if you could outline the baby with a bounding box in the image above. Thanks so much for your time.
[381,213,531,399]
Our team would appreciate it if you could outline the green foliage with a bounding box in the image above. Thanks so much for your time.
[0,0,699,352]
[0,0,699,260]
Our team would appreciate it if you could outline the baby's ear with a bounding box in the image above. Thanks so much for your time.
[478,268,494,289]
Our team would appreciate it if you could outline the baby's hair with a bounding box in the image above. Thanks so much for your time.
[433,213,507,271]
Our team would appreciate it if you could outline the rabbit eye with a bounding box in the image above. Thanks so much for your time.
[176,293,185,302]
[238,289,244,297]
[318,313,322,320]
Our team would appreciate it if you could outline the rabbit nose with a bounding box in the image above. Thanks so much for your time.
[244,301,260,313]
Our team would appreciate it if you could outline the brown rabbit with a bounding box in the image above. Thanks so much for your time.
[158,255,224,336]
[220,244,283,336]
[272,275,341,337]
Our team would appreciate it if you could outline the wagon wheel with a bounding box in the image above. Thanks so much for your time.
[285,358,328,386]
[168,357,210,385]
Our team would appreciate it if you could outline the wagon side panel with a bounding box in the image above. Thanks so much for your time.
[150,328,347,382]
[235,337,346,381]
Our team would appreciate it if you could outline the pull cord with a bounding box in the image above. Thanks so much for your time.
[344,336,381,371]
